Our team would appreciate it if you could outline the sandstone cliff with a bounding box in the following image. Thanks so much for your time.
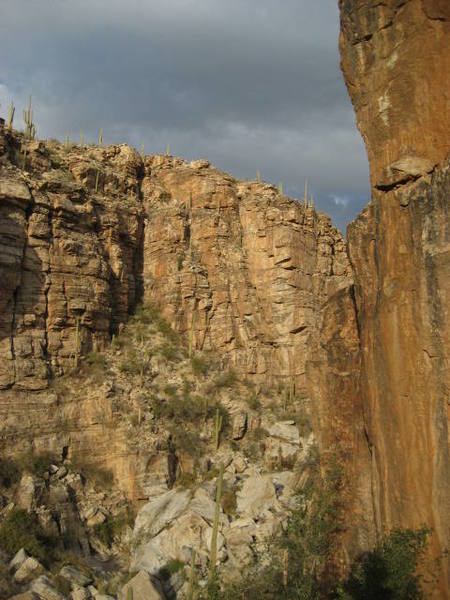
[340,0,450,595]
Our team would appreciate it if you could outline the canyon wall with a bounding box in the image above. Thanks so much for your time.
[340,0,450,594]
[0,130,372,559]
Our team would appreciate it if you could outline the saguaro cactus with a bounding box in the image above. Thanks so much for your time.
[208,462,224,584]
[23,96,36,140]
[7,101,15,129]
[214,408,223,450]
[304,178,308,208]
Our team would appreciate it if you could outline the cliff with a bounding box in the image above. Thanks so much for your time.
[340,0,450,595]
[0,0,448,595]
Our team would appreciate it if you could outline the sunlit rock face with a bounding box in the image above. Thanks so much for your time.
[340,0,450,595]
[339,0,450,190]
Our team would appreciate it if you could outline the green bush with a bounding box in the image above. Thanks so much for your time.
[191,355,209,377]
[159,558,185,581]
[17,451,57,477]
[0,508,56,563]
[340,527,431,600]
[0,457,20,488]
[93,509,134,548]
[212,369,237,390]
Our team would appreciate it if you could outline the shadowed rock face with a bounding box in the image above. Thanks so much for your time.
[339,0,450,190]
[340,0,450,595]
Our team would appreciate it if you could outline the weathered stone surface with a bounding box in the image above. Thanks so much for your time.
[59,565,93,587]
[9,548,29,571]
[30,575,65,600]
[340,1,450,595]
[347,166,450,596]
[14,557,45,583]
[339,0,450,190]
[118,571,165,600]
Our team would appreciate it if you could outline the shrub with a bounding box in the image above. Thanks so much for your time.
[18,451,57,477]
[93,509,134,548]
[0,457,20,488]
[340,527,432,600]
[159,558,185,581]
[221,488,237,515]
[158,342,179,362]
[191,356,209,377]
[0,508,56,563]
[212,369,237,390]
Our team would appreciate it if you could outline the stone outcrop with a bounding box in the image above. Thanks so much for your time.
[340,0,450,595]
[339,0,450,190]
[0,135,144,390]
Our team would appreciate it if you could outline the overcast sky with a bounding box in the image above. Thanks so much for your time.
[0,0,370,232]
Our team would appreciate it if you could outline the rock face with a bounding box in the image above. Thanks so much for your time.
[340,0,450,595]
[143,155,352,390]
[339,0,450,189]
[0,138,143,390]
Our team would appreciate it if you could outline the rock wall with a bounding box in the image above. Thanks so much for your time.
[0,134,144,391]
[339,0,450,190]
[142,155,351,390]
[0,129,371,558]
[340,0,450,595]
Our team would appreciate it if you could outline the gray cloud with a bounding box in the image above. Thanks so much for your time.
[0,0,369,232]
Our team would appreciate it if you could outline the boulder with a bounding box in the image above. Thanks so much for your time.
[9,548,29,572]
[16,474,45,511]
[59,564,93,587]
[133,488,191,539]
[118,570,165,600]
[30,575,65,600]
[14,557,45,584]
[236,475,279,518]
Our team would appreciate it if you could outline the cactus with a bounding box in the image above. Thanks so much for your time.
[214,408,223,451]
[256,170,261,183]
[98,128,103,145]
[187,549,196,600]
[23,96,36,140]
[141,141,145,159]
[278,182,283,195]
[79,130,84,147]
[208,462,224,583]
[95,170,100,192]
[7,101,15,129]
[304,178,308,208]
[65,129,70,148]
[166,143,171,156]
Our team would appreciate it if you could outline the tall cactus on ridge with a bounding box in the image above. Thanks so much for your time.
[23,95,36,140]
[7,101,15,129]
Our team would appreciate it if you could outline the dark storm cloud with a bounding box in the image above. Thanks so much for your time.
[0,0,369,232]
